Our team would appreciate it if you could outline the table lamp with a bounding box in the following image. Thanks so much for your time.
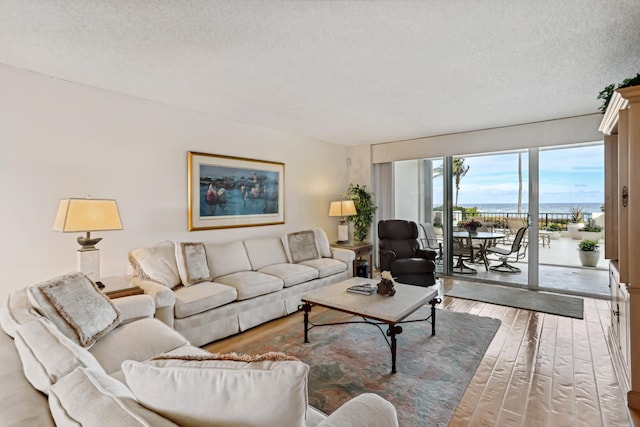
[52,197,123,288]
[328,200,357,243]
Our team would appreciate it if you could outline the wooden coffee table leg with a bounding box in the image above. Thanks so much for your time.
[300,302,312,343]
[387,324,403,373]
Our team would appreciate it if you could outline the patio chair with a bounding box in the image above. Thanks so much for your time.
[378,219,437,287]
[452,229,480,274]
[486,226,528,273]
[419,222,443,263]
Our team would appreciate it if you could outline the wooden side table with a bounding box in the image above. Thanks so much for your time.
[100,276,144,299]
[330,242,373,278]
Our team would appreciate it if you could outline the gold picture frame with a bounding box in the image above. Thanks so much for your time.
[188,152,285,230]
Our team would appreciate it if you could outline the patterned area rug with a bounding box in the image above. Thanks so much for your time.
[226,307,500,426]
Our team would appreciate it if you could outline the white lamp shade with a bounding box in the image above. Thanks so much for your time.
[328,200,357,217]
[53,198,123,232]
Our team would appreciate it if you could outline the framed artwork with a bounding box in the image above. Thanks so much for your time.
[188,152,285,230]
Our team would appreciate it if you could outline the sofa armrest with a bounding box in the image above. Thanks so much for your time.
[316,393,398,427]
[129,277,176,328]
[416,248,436,261]
[110,294,155,324]
[330,247,356,277]
[378,249,396,272]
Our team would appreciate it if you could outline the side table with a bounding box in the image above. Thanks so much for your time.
[100,276,144,299]
[330,241,373,278]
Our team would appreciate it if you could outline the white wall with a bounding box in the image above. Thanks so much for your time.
[0,66,349,293]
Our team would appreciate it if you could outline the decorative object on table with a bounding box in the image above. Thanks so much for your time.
[342,183,377,242]
[577,239,600,267]
[567,206,585,239]
[377,271,396,296]
[462,219,482,234]
[328,200,357,243]
[579,219,603,242]
[346,283,376,295]
[187,152,284,231]
[52,197,123,288]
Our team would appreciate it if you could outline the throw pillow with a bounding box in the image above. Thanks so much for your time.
[128,241,182,289]
[48,368,179,427]
[175,242,211,286]
[313,227,333,258]
[14,318,104,394]
[28,272,121,348]
[122,353,309,427]
[286,230,320,263]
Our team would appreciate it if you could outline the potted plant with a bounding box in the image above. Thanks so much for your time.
[343,183,378,242]
[580,219,603,242]
[577,239,600,267]
[545,223,562,240]
[567,206,585,240]
[461,219,482,234]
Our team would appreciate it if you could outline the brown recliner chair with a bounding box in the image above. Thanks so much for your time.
[378,220,437,287]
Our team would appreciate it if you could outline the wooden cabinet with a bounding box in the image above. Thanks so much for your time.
[600,85,640,410]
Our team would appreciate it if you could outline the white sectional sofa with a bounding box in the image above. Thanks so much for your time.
[0,272,398,426]
[128,228,355,346]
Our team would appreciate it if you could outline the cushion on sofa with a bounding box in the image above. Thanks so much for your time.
[0,288,39,338]
[243,237,289,270]
[14,318,104,394]
[284,230,321,263]
[89,318,189,374]
[48,368,179,427]
[205,240,253,279]
[300,258,348,278]
[28,272,121,347]
[175,242,211,286]
[122,354,309,427]
[173,282,238,318]
[313,227,333,258]
[258,263,319,287]
[214,271,284,300]
[128,241,182,289]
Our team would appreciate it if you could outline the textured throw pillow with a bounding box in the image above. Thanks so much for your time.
[286,230,320,263]
[122,353,309,427]
[175,242,211,286]
[48,368,179,427]
[14,318,104,394]
[313,227,333,258]
[28,272,121,348]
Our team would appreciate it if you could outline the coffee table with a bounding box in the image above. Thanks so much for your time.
[299,277,440,373]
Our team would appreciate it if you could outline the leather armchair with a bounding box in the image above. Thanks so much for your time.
[378,220,436,287]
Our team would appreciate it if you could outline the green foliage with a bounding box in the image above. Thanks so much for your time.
[343,184,378,242]
[597,73,640,113]
[578,240,599,252]
[545,223,561,231]
[582,219,603,232]
[569,206,583,223]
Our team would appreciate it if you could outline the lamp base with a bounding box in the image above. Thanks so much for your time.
[337,224,349,243]
[77,249,100,284]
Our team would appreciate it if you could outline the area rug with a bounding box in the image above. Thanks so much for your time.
[446,281,584,319]
[223,308,500,427]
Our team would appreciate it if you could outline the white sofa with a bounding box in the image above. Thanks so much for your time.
[128,228,355,346]
[0,273,398,426]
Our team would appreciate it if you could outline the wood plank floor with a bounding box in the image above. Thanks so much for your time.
[205,278,640,426]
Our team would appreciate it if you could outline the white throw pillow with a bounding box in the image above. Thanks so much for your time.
[14,318,104,394]
[313,227,333,258]
[28,272,121,347]
[175,242,211,286]
[122,353,309,427]
[128,241,182,289]
[48,368,179,427]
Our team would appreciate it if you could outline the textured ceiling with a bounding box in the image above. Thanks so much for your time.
[1,1,639,146]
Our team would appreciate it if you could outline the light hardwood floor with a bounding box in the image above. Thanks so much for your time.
[205,278,640,426]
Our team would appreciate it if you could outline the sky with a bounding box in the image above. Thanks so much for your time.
[432,144,604,205]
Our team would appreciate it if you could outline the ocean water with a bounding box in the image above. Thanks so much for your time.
[456,203,603,214]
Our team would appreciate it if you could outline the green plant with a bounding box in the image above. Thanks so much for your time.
[582,219,603,232]
[343,183,378,242]
[597,73,640,113]
[546,223,561,231]
[569,206,583,223]
[578,240,599,252]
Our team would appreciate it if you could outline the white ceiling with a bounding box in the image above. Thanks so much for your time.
[1,1,639,146]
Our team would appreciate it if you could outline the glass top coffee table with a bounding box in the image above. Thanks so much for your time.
[299,277,440,373]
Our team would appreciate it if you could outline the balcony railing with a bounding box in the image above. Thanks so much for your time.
[459,212,593,231]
